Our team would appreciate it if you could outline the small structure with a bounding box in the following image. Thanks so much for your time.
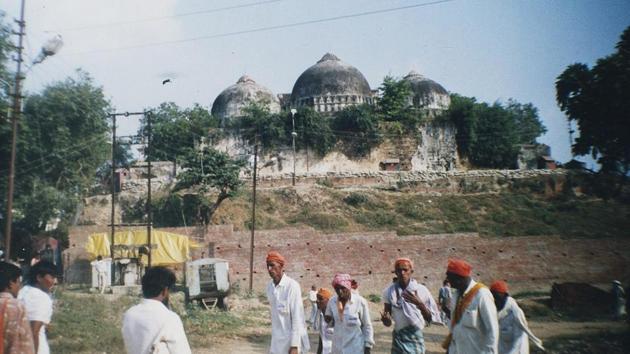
[538,155,557,170]
[380,158,400,171]
[185,258,230,309]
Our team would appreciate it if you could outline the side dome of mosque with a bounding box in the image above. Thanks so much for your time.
[290,53,373,113]
[211,75,281,121]
[403,70,451,110]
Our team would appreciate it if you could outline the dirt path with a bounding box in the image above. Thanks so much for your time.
[192,318,627,354]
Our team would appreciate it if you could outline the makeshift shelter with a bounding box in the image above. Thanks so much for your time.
[86,230,199,265]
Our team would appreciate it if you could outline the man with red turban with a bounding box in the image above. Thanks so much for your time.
[380,257,441,353]
[325,273,374,353]
[490,280,544,354]
[265,251,309,354]
[443,259,498,354]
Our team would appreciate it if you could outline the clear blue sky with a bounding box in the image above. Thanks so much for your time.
[3,0,629,166]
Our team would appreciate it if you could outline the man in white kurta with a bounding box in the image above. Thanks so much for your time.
[325,273,374,354]
[122,266,191,354]
[315,288,335,354]
[381,258,441,354]
[490,281,544,354]
[444,259,499,354]
[266,251,310,354]
[19,260,58,354]
[309,285,319,325]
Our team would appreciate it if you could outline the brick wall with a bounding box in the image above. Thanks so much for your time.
[66,225,630,296]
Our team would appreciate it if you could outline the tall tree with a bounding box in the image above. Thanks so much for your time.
[332,104,382,158]
[141,102,219,163]
[291,107,335,156]
[556,25,630,176]
[172,147,245,225]
[236,102,286,152]
[377,76,423,129]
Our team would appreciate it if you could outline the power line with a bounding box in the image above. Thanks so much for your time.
[72,0,455,55]
[49,0,286,32]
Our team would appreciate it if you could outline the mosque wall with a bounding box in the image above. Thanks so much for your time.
[66,224,630,297]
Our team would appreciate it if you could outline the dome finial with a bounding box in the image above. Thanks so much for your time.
[317,53,340,63]
[237,75,255,84]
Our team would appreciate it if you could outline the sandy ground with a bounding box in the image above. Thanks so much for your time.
[192,307,627,354]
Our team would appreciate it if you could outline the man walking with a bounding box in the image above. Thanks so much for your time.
[442,259,498,354]
[325,273,374,354]
[18,260,57,354]
[490,280,544,354]
[122,266,191,354]
[309,285,319,326]
[438,279,452,324]
[380,258,440,354]
[315,288,334,354]
[266,251,310,354]
[0,262,35,353]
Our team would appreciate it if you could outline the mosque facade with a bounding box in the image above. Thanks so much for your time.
[211,53,458,174]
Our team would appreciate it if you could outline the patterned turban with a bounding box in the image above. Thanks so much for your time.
[490,280,509,294]
[266,251,285,266]
[447,259,472,277]
[394,257,414,269]
[332,273,352,290]
[317,288,334,300]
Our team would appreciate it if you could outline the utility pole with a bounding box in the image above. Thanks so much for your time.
[4,0,26,262]
[249,138,258,292]
[290,109,297,186]
[146,111,153,268]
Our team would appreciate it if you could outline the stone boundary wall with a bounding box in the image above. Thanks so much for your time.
[253,169,567,192]
[65,224,630,296]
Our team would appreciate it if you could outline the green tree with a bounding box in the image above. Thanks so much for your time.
[506,99,547,144]
[332,104,382,157]
[556,25,630,176]
[377,76,423,129]
[446,95,546,168]
[235,102,286,152]
[291,107,335,156]
[172,147,245,225]
[21,70,111,192]
[141,102,219,163]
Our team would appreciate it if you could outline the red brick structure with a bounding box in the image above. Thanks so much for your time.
[65,225,630,295]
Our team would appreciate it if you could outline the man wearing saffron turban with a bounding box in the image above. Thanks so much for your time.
[443,259,498,354]
[381,258,441,353]
[315,288,334,354]
[490,280,544,354]
[266,251,310,354]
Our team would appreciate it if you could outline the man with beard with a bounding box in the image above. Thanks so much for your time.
[122,266,191,354]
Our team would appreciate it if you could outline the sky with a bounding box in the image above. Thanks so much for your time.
[2,0,629,166]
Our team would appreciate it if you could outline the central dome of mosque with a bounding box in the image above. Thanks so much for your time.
[290,53,372,104]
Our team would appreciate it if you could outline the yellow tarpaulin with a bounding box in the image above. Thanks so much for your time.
[85,230,200,265]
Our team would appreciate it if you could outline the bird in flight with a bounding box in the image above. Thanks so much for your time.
[162,79,172,85]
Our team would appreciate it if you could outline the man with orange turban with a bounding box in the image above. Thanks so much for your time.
[443,259,498,354]
[314,288,334,354]
[265,251,309,354]
[490,280,544,354]
[380,257,441,353]
[325,273,374,353]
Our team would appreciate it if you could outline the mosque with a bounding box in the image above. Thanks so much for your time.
[210,53,458,174]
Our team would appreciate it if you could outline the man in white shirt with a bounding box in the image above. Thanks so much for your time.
[122,266,191,354]
[438,279,452,325]
[325,273,374,354]
[91,256,108,294]
[490,280,544,354]
[18,260,57,354]
[266,251,310,354]
[380,258,441,354]
[442,259,498,354]
[314,288,334,354]
[309,285,318,326]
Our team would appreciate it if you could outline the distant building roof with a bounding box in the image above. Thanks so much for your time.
[211,75,280,121]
